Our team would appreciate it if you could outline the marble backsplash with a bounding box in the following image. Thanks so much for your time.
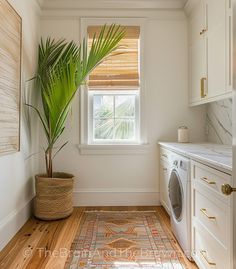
[206,98,232,145]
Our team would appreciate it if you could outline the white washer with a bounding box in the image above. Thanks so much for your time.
[168,152,192,260]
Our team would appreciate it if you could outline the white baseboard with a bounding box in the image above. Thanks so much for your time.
[0,198,33,251]
[73,188,160,206]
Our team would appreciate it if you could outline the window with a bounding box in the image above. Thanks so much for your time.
[88,91,139,144]
[87,25,141,145]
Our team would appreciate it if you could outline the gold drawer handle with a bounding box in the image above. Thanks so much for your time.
[201,77,207,98]
[162,154,168,158]
[200,250,216,266]
[200,29,207,35]
[200,208,216,220]
[201,177,216,185]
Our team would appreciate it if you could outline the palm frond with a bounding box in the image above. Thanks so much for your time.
[27,24,125,177]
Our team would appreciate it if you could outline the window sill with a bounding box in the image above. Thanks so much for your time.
[78,143,151,155]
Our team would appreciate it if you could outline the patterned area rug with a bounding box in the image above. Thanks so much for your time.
[65,211,187,268]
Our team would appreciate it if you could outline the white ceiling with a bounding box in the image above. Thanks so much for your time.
[40,0,188,10]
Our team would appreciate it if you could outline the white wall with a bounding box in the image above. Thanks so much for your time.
[40,8,206,206]
[0,0,40,250]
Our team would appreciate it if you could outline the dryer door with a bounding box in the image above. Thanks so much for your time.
[169,169,183,222]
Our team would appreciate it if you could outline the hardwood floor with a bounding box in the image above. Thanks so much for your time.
[0,207,198,269]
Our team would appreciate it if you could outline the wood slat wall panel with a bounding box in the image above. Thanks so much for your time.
[0,0,21,154]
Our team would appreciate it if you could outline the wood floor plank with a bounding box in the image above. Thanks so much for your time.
[3,222,49,269]
[24,219,65,269]
[44,208,84,269]
[0,219,42,268]
[0,206,198,269]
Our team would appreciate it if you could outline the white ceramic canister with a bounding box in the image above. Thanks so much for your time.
[178,126,189,143]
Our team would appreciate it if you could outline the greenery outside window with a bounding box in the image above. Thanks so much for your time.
[88,91,140,144]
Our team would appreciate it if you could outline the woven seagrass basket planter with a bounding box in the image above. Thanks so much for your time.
[34,173,74,220]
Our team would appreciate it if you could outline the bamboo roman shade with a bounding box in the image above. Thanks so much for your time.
[87,25,140,90]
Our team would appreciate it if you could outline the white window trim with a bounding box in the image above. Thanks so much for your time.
[78,143,151,155]
[79,17,148,155]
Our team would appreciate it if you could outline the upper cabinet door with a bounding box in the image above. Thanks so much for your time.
[187,0,232,106]
[189,0,206,104]
[206,0,226,98]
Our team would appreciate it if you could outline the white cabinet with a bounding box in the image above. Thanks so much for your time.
[191,161,233,269]
[187,0,232,106]
[159,147,171,214]
[160,160,171,214]
[189,0,206,103]
[207,0,228,98]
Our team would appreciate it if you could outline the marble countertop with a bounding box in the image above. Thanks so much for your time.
[158,142,232,174]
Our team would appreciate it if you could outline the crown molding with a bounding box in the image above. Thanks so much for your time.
[42,0,187,10]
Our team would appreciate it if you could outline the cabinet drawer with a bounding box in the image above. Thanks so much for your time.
[193,187,229,247]
[191,161,231,202]
[193,222,230,269]
[160,147,171,163]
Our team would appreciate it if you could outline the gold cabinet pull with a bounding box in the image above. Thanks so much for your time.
[162,154,168,158]
[201,77,207,98]
[200,250,216,266]
[200,208,216,220]
[221,184,236,196]
[201,177,216,185]
[200,29,207,35]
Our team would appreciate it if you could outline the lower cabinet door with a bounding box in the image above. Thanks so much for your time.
[193,186,229,247]
[160,160,170,214]
[192,221,231,269]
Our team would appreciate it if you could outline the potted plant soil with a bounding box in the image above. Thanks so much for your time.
[27,25,124,220]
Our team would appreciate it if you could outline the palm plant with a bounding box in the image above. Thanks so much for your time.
[27,24,125,177]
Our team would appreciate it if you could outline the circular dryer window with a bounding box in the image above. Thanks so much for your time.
[169,170,183,222]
